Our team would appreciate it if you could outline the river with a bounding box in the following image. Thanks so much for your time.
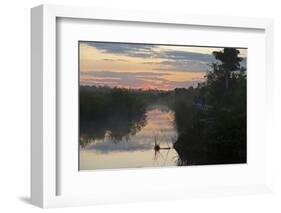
[79,105,179,170]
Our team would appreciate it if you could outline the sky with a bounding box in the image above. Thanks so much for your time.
[79,41,247,91]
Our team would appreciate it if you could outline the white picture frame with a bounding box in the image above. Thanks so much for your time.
[31,4,274,208]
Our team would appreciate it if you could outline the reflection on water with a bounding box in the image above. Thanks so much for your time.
[80,105,179,170]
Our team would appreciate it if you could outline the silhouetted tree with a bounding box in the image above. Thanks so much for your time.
[212,48,243,90]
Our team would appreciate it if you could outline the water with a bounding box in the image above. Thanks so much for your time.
[79,105,179,170]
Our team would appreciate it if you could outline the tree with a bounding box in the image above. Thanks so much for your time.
[212,48,243,90]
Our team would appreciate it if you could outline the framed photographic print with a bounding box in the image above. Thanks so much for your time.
[31,4,274,208]
[78,41,247,170]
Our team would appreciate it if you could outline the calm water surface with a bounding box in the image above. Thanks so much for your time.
[80,105,179,170]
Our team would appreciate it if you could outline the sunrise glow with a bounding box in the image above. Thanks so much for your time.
[79,41,247,90]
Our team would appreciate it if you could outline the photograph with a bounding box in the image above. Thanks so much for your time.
[79,41,247,170]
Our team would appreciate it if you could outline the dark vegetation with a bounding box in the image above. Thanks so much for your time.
[173,48,246,165]
[80,87,147,147]
[80,48,247,165]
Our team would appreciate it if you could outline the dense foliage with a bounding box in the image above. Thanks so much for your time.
[173,48,247,165]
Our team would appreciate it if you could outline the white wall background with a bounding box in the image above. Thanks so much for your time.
[0,0,280,212]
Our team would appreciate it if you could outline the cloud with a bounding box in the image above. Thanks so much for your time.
[84,41,215,62]
[162,50,215,62]
[102,59,129,62]
[80,71,169,88]
[102,59,114,61]
[145,60,210,72]
[84,42,157,58]
[81,41,247,79]
[81,70,171,78]
[80,70,204,90]
[82,42,219,72]
[83,139,152,153]
[143,52,246,72]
